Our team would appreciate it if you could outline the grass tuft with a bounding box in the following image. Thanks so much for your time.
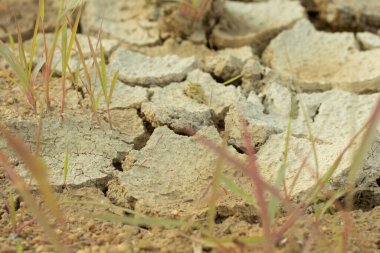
[0,126,68,253]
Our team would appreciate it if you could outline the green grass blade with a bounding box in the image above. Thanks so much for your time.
[28,0,44,76]
[306,122,369,204]
[63,144,69,185]
[192,0,198,8]
[62,200,135,213]
[95,91,102,111]
[0,41,36,110]
[308,156,344,204]
[0,150,68,253]
[222,74,242,86]
[99,213,201,230]
[100,41,107,92]
[9,192,17,227]
[0,125,63,222]
[16,24,27,71]
[46,29,60,72]
[239,236,265,244]
[88,37,108,102]
[346,99,380,209]
[207,153,224,233]
[66,5,82,61]
[219,236,264,244]
[268,101,294,222]
[108,70,119,105]
[0,41,29,87]
[39,0,45,21]
[316,190,345,219]
[61,20,68,74]
[220,175,257,208]
[16,242,23,253]
[202,235,264,248]
[69,19,94,107]
[28,13,41,77]
[58,0,65,18]
[58,0,81,21]
[7,33,15,50]
[298,96,320,179]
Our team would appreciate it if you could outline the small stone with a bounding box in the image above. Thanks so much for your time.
[117,243,130,251]
[225,94,288,150]
[241,59,266,93]
[54,229,62,236]
[261,82,294,118]
[204,46,255,81]
[36,245,45,253]
[357,32,380,50]
[5,98,15,105]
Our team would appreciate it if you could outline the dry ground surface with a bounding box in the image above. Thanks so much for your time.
[1,0,380,252]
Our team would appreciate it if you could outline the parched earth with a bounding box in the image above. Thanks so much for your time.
[1,0,380,252]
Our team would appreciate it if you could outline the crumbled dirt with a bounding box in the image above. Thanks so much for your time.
[1,182,380,252]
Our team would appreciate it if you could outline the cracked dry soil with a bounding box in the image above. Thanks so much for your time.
[1,0,380,252]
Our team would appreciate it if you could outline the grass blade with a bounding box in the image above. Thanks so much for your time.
[61,20,68,73]
[0,125,63,222]
[9,192,17,227]
[207,153,224,233]
[109,70,119,104]
[346,97,380,209]
[202,235,264,248]
[0,41,37,111]
[298,96,320,180]
[63,144,69,185]
[16,242,23,253]
[39,0,45,21]
[28,2,42,77]
[16,23,27,71]
[99,213,201,231]
[8,33,15,50]
[58,0,81,21]
[238,115,272,250]
[66,5,82,62]
[222,74,242,86]
[220,175,257,208]
[100,41,107,91]
[306,121,369,204]
[268,101,294,223]
[88,36,107,101]
[0,150,68,253]
[0,41,29,86]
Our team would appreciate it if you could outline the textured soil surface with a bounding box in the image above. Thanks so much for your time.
[1,0,380,252]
